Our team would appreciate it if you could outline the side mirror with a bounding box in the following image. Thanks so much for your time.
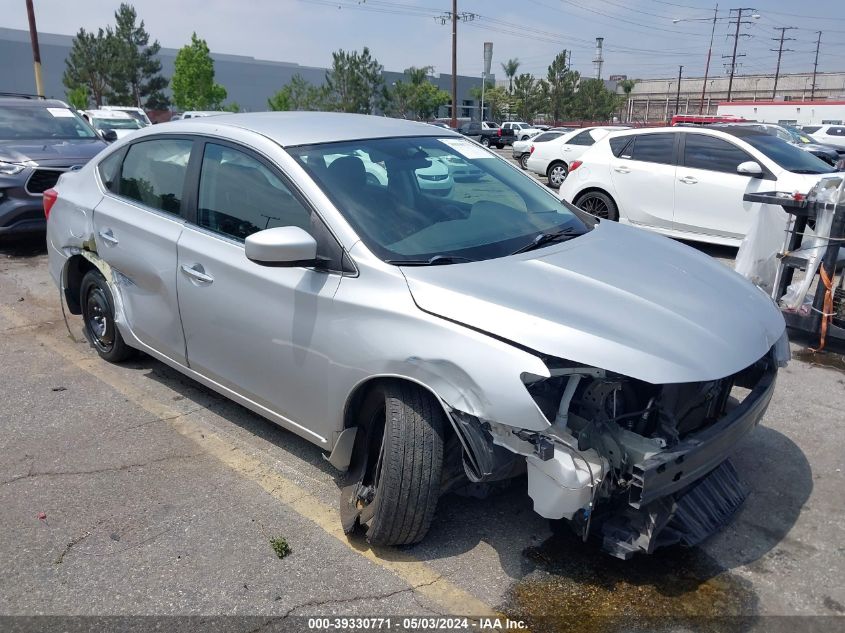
[737,160,763,177]
[245,226,318,267]
[100,129,118,142]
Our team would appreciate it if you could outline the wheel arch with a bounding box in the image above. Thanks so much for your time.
[573,186,616,207]
[546,159,569,175]
[63,253,99,314]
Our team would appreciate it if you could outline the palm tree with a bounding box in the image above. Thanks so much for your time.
[501,58,521,94]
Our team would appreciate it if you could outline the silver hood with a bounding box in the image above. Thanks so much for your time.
[400,221,785,384]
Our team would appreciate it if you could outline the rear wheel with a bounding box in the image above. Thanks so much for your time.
[340,381,445,546]
[480,137,490,147]
[576,191,619,221]
[519,153,529,170]
[547,162,568,189]
[80,269,134,362]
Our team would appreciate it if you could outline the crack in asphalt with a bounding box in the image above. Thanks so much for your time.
[0,452,202,486]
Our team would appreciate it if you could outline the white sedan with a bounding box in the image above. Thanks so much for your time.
[526,126,629,188]
[559,126,839,246]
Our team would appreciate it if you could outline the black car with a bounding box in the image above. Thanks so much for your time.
[0,95,108,237]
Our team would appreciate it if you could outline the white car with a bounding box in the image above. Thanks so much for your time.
[511,131,567,170]
[81,110,144,140]
[526,126,629,188]
[325,149,453,195]
[181,111,230,119]
[502,121,544,141]
[804,124,845,151]
[100,105,152,127]
[559,126,839,246]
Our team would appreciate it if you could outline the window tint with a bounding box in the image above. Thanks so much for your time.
[628,133,675,164]
[683,134,752,173]
[609,135,632,157]
[567,130,596,146]
[197,143,311,241]
[98,150,123,193]
[829,127,845,136]
[0,105,97,141]
[119,139,192,214]
[802,126,821,134]
[533,132,563,143]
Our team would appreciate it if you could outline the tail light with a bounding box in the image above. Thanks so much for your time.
[43,188,58,219]
[530,145,535,154]
[497,128,502,136]
[569,161,583,172]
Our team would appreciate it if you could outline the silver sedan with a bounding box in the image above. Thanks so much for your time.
[45,112,789,558]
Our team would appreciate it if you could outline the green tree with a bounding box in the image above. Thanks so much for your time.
[501,58,521,94]
[171,33,227,111]
[545,51,579,122]
[268,74,329,112]
[482,85,511,121]
[571,78,622,121]
[512,73,545,122]
[325,47,385,114]
[63,28,119,107]
[109,3,169,109]
[389,66,450,119]
[65,85,90,110]
[617,78,636,122]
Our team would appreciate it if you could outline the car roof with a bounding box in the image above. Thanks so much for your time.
[84,109,133,118]
[0,96,69,108]
[159,112,457,146]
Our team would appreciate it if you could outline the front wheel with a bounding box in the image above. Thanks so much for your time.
[480,137,490,147]
[547,162,568,189]
[80,269,135,362]
[340,381,445,546]
[576,191,619,221]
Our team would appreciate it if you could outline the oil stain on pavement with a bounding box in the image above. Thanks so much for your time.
[501,530,757,633]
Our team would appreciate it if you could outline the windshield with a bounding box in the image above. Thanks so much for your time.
[289,136,592,264]
[92,117,142,130]
[781,126,815,144]
[741,134,836,174]
[0,105,97,140]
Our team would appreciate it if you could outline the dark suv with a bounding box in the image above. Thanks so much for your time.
[0,95,107,237]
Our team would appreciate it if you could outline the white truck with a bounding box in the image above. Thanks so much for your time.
[502,121,544,142]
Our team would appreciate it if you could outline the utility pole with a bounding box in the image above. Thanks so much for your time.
[810,31,822,100]
[724,8,756,102]
[771,27,796,99]
[25,0,44,97]
[436,4,475,127]
[699,4,718,114]
[675,65,683,117]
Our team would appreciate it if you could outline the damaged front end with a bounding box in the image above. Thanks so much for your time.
[449,342,784,559]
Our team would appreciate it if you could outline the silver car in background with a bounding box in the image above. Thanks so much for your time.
[45,112,789,558]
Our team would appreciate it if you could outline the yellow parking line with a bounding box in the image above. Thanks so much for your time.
[0,304,495,616]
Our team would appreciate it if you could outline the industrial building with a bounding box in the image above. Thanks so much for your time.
[0,26,490,118]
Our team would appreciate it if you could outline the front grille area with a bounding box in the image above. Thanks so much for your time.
[26,169,63,194]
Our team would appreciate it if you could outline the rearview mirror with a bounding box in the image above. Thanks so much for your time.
[99,129,118,142]
[245,226,318,267]
[737,161,763,177]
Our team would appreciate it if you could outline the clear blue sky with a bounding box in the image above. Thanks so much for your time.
[8,0,845,80]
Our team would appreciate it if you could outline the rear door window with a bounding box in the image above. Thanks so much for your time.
[683,134,752,174]
[627,133,675,164]
[567,130,596,146]
[119,138,193,214]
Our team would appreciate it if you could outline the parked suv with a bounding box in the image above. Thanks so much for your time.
[0,95,107,237]
[559,126,837,246]
[46,112,788,558]
[805,124,845,151]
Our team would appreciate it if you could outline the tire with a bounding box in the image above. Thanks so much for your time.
[519,153,529,170]
[340,381,445,546]
[521,135,529,141]
[547,162,568,189]
[80,269,134,363]
[576,190,619,221]
[480,137,490,147]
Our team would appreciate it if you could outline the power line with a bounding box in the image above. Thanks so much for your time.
[810,31,822,99]
[770,26,796,99]
[722,7,757,102]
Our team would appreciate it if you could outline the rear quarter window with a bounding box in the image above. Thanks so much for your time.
[609,135,633,157]
[97,150,123,193]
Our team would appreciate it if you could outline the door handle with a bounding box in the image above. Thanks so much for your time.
[98,229,119,245]
[678,176,698,184]
[181,263,214,284]
[613,166,631,174]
